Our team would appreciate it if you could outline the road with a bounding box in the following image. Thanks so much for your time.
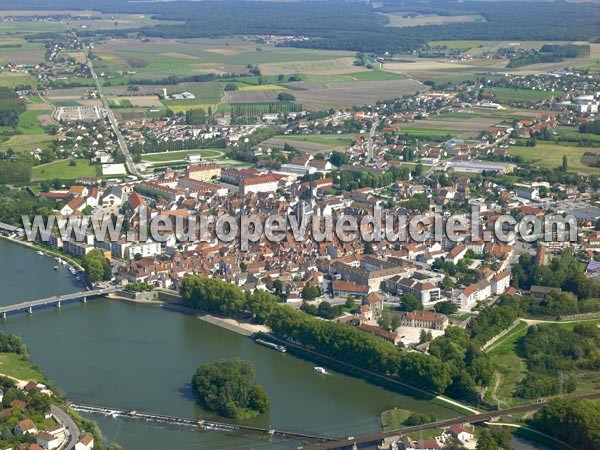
[366,118,380,161]
[51,405,81,450]
[86,50,143,179]
[0,287,117,315]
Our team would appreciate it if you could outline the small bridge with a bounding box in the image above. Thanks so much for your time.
[0,288,117,318]
[70,403,336,443]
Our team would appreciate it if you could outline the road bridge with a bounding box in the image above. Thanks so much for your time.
[301,392,600,449]
[0,288,117,318]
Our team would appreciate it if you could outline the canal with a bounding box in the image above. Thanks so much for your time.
[0,239,549,449]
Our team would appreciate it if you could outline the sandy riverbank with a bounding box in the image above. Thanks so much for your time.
[108,293,268,337]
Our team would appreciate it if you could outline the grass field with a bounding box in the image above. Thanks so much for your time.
[274,135,354,146]
[0,352,47,383]
[32,159,100,182]
[508,142,600,174]
[381,408,412,431]
[485,321,529,407]
[428,40,491,50]
[0,72,37,88]
[141,148,224,162]
[488,87,562,103]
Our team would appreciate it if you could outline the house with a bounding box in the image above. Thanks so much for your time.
[60,196,87,216]
[446,424,473,442]
[186,163,221,181]
[331,280,369,297]
[357,324,400,345]
[457,280,491,309]
[401,311,448,330]
[491,271,511,295]
[364,292,383,318]
[15,419,38,435]
[36,431,61,450]
[74,434,94,450]
[446,243,467,264]
[239,175,279,195]
[101,186,123,207]
[529,285,560,300]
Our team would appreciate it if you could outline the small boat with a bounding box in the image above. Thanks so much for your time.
[314,366,327,374]
[53,266,59,270]
[255,338,287,353]
[37,251,44,256]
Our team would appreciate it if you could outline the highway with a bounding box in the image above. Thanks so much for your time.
[301,392,600,450]
[86,49,143,179]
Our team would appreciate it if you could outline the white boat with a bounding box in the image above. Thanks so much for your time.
[314,366,327,374]
[37,251,44,256]
[53,266,59,270]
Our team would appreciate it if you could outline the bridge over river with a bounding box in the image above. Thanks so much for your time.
[70,403,336,443]
[0,287,117,318]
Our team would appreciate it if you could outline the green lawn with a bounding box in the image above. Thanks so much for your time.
[141,148,224,162]
[0,352,47,383]
[508,141,600,175]
[32,159,100,182]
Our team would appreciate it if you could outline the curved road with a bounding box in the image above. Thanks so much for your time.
[51,405,81,450]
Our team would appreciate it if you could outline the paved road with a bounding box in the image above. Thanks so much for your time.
[86,50,142,179]
[51,405,81,450]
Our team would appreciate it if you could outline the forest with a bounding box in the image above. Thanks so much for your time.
[530,399,600,450]
[3,1,600,53]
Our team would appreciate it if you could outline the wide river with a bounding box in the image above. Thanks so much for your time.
[0,239,547,450]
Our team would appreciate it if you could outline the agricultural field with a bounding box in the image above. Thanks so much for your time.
[508,141,600,175]
[289,79,423,109]
[0,72,37,88]
[32,159,100,182]
[0,39,46,66]
[487,87,563,103]
[263,135,353,153]
[382,13,486,28]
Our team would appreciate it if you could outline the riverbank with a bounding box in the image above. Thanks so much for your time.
[108,293,268,337]
[0,235,84,272]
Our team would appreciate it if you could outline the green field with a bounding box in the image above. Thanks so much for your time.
[0,352,48,383]
[32,159,100,181]
[485,321,529,408]
[272,135,354,146]
[488,87,562,103]
[381,408,412,431]
[141,148,224,162]
[508,141,600,174]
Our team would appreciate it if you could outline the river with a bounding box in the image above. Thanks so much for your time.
[0,239,549,449]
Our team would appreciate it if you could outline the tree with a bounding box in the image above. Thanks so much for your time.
[476,429,500,450]
[434,300,458,315]
[107,443,123,450]
[562,154,568,172]
[345,297,355,309]
[363,242,375,255]
[329,151,349,167]
[401,293,423,311]
[419,329,433,344]
[191,359,269,419]
[301,283,319,300]
[81,249,112,282]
